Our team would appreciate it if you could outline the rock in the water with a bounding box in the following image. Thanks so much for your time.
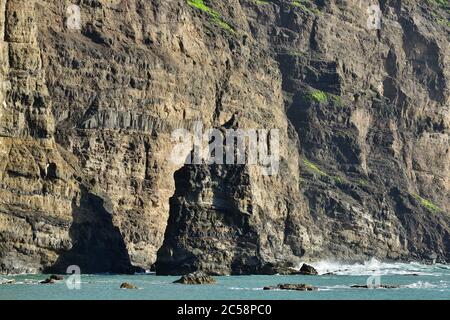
[260,263,302,275]
[264,284,318,291]
[0,279,15,285]
[299,264,318,275]
[40,278,56,284]
[173,272,216,285]
[40,275,63,283]
[120,282,138,289]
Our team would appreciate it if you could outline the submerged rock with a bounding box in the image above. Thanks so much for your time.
[264,284,318,291]
[173,272,216,285]
[120,282,138,289]
[299,264,318,275]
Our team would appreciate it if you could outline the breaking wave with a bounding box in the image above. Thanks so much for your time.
[405,279,449,289]
[311,258,448,276]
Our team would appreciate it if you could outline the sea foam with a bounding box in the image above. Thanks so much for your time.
[309,258,447,276]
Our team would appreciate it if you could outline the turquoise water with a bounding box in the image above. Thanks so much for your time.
[1,261,449,300]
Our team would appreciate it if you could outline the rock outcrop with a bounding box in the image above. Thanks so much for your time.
[120,282,138,289]
[40,274,63,284]
[299,264,318,275]
[0,0,449,275]
[263,283,318,291]
[260,262,303,275]
[49,274,64,281]
[0,278,14,284]
[173,271,216,285]
[40,278,56,284]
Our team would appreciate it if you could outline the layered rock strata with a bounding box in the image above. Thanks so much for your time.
[0,0,448,275]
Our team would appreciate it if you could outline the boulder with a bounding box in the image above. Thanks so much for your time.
[173,271,216,285]
[40,278,56,284]
[260,263,302,275]
[0,279,15,285]
[264,283,318,291]
[41,275,63,283]
[299,264,318,275]
[120,282,138,289]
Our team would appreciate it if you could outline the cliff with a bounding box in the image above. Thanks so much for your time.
[0,0,449,275]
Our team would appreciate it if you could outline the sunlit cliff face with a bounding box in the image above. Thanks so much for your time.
[0,0,449,275]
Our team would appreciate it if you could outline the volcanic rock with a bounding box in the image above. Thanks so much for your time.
[173,272,217,285]
[263,284,318,291]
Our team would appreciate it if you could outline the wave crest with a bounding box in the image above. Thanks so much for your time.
[310,258,448,276]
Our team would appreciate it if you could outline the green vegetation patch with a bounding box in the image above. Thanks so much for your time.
[429,0,448,9]
[357,179,368,187]
[287,50,306,57]
[437,17,450,27]
[330,94,343,105]
[302,158,345,184]
[429,1,450,28]
[301,89,343,105]
[310,90,328,103]
[254,0,270,4]
[188,0,216,14]
[291,0,321,15]
[187,0,235,33]
[301,89,327,103]
[411,193,443,214]
[427,0,450,16]
[303,159,327,176]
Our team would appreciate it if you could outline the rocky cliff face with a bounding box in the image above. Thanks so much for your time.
[0,0,449,275]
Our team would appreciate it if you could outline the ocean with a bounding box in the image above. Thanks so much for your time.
[1,259,449,300]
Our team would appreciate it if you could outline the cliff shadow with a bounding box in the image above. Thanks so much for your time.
[44,186,140,274]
